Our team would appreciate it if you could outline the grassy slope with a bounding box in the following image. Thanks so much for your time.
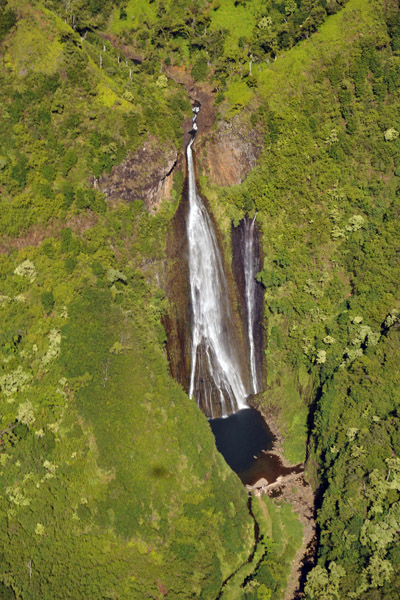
[0,5,255,599]
[200,0,400,596]
[204,0,399,465]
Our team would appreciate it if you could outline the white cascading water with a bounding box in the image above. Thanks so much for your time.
[187,107,249,418]
[244,215,260,394]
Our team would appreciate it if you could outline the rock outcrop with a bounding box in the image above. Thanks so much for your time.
[198,114,263,186]
[100,138,178,211]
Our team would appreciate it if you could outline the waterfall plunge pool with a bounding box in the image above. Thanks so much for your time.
[209,407,300,487]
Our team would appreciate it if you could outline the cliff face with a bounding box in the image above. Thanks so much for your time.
[162,89,263,414]
[99,138,178,211]
[164,176,192,392]
[231,218,266,394]
[98,84,264,415]
[197,113,263,186]
[99,73,262,212]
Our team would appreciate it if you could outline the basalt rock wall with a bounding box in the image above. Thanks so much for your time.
[232,218,266,395]
[99,137,178,212]
[164,173,191,392]
[196,112,263,186]
[165,146,251,415]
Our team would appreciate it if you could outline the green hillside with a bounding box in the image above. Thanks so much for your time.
[0,2,254,598]
[1,0,400,598]
[202,0,400,597]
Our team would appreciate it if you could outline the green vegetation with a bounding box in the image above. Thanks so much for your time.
[0,0,16,41]
[0,200,255,597]
[207,0,399,461]
[0,2,257,598]
[306,323,400,599]
[0,2,188,237]
[1,0,400,597]
[200,0,400,596]
[107,0,338,89]
[243,497,304,600]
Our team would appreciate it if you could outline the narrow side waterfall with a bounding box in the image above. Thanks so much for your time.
[232,216,264,397]
[244,216,260,394]
[186,108,249,418]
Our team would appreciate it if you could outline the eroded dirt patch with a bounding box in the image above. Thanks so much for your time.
[0,212,98,254]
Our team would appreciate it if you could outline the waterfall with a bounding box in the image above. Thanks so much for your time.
[244,216,260,394]
[186,107,249,418]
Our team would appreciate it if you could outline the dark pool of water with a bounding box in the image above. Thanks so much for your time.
[209,407,301,486]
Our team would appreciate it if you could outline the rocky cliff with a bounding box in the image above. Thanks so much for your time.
[197,112,263,187]
[99,137,178,211]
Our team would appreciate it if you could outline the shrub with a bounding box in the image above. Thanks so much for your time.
[41,291,55,314]
[65,256,77,273]
[191,56,208,81]
[0,3,16,42]
[61,149,78,176]
[11,155,29,190]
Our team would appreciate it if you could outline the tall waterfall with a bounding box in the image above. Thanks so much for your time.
[186,108,249,418]
[244,216,260,394]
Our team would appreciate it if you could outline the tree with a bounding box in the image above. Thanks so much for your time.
[0,0,16,42]
[285,0,297,16]
[305,562,346,600]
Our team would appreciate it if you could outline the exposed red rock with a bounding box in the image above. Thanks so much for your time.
[197,114,263,187]
[99,138,178,212]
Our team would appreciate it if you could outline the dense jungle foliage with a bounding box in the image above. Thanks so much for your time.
[0,1,256,598]
[1,0,400,598]
[200,0,400,597]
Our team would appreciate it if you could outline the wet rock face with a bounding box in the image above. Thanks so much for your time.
[100,138,177,211]
[198,115,263,186]
[164,178,192,392]
[232,218,265,393]
[165,160,252,418]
